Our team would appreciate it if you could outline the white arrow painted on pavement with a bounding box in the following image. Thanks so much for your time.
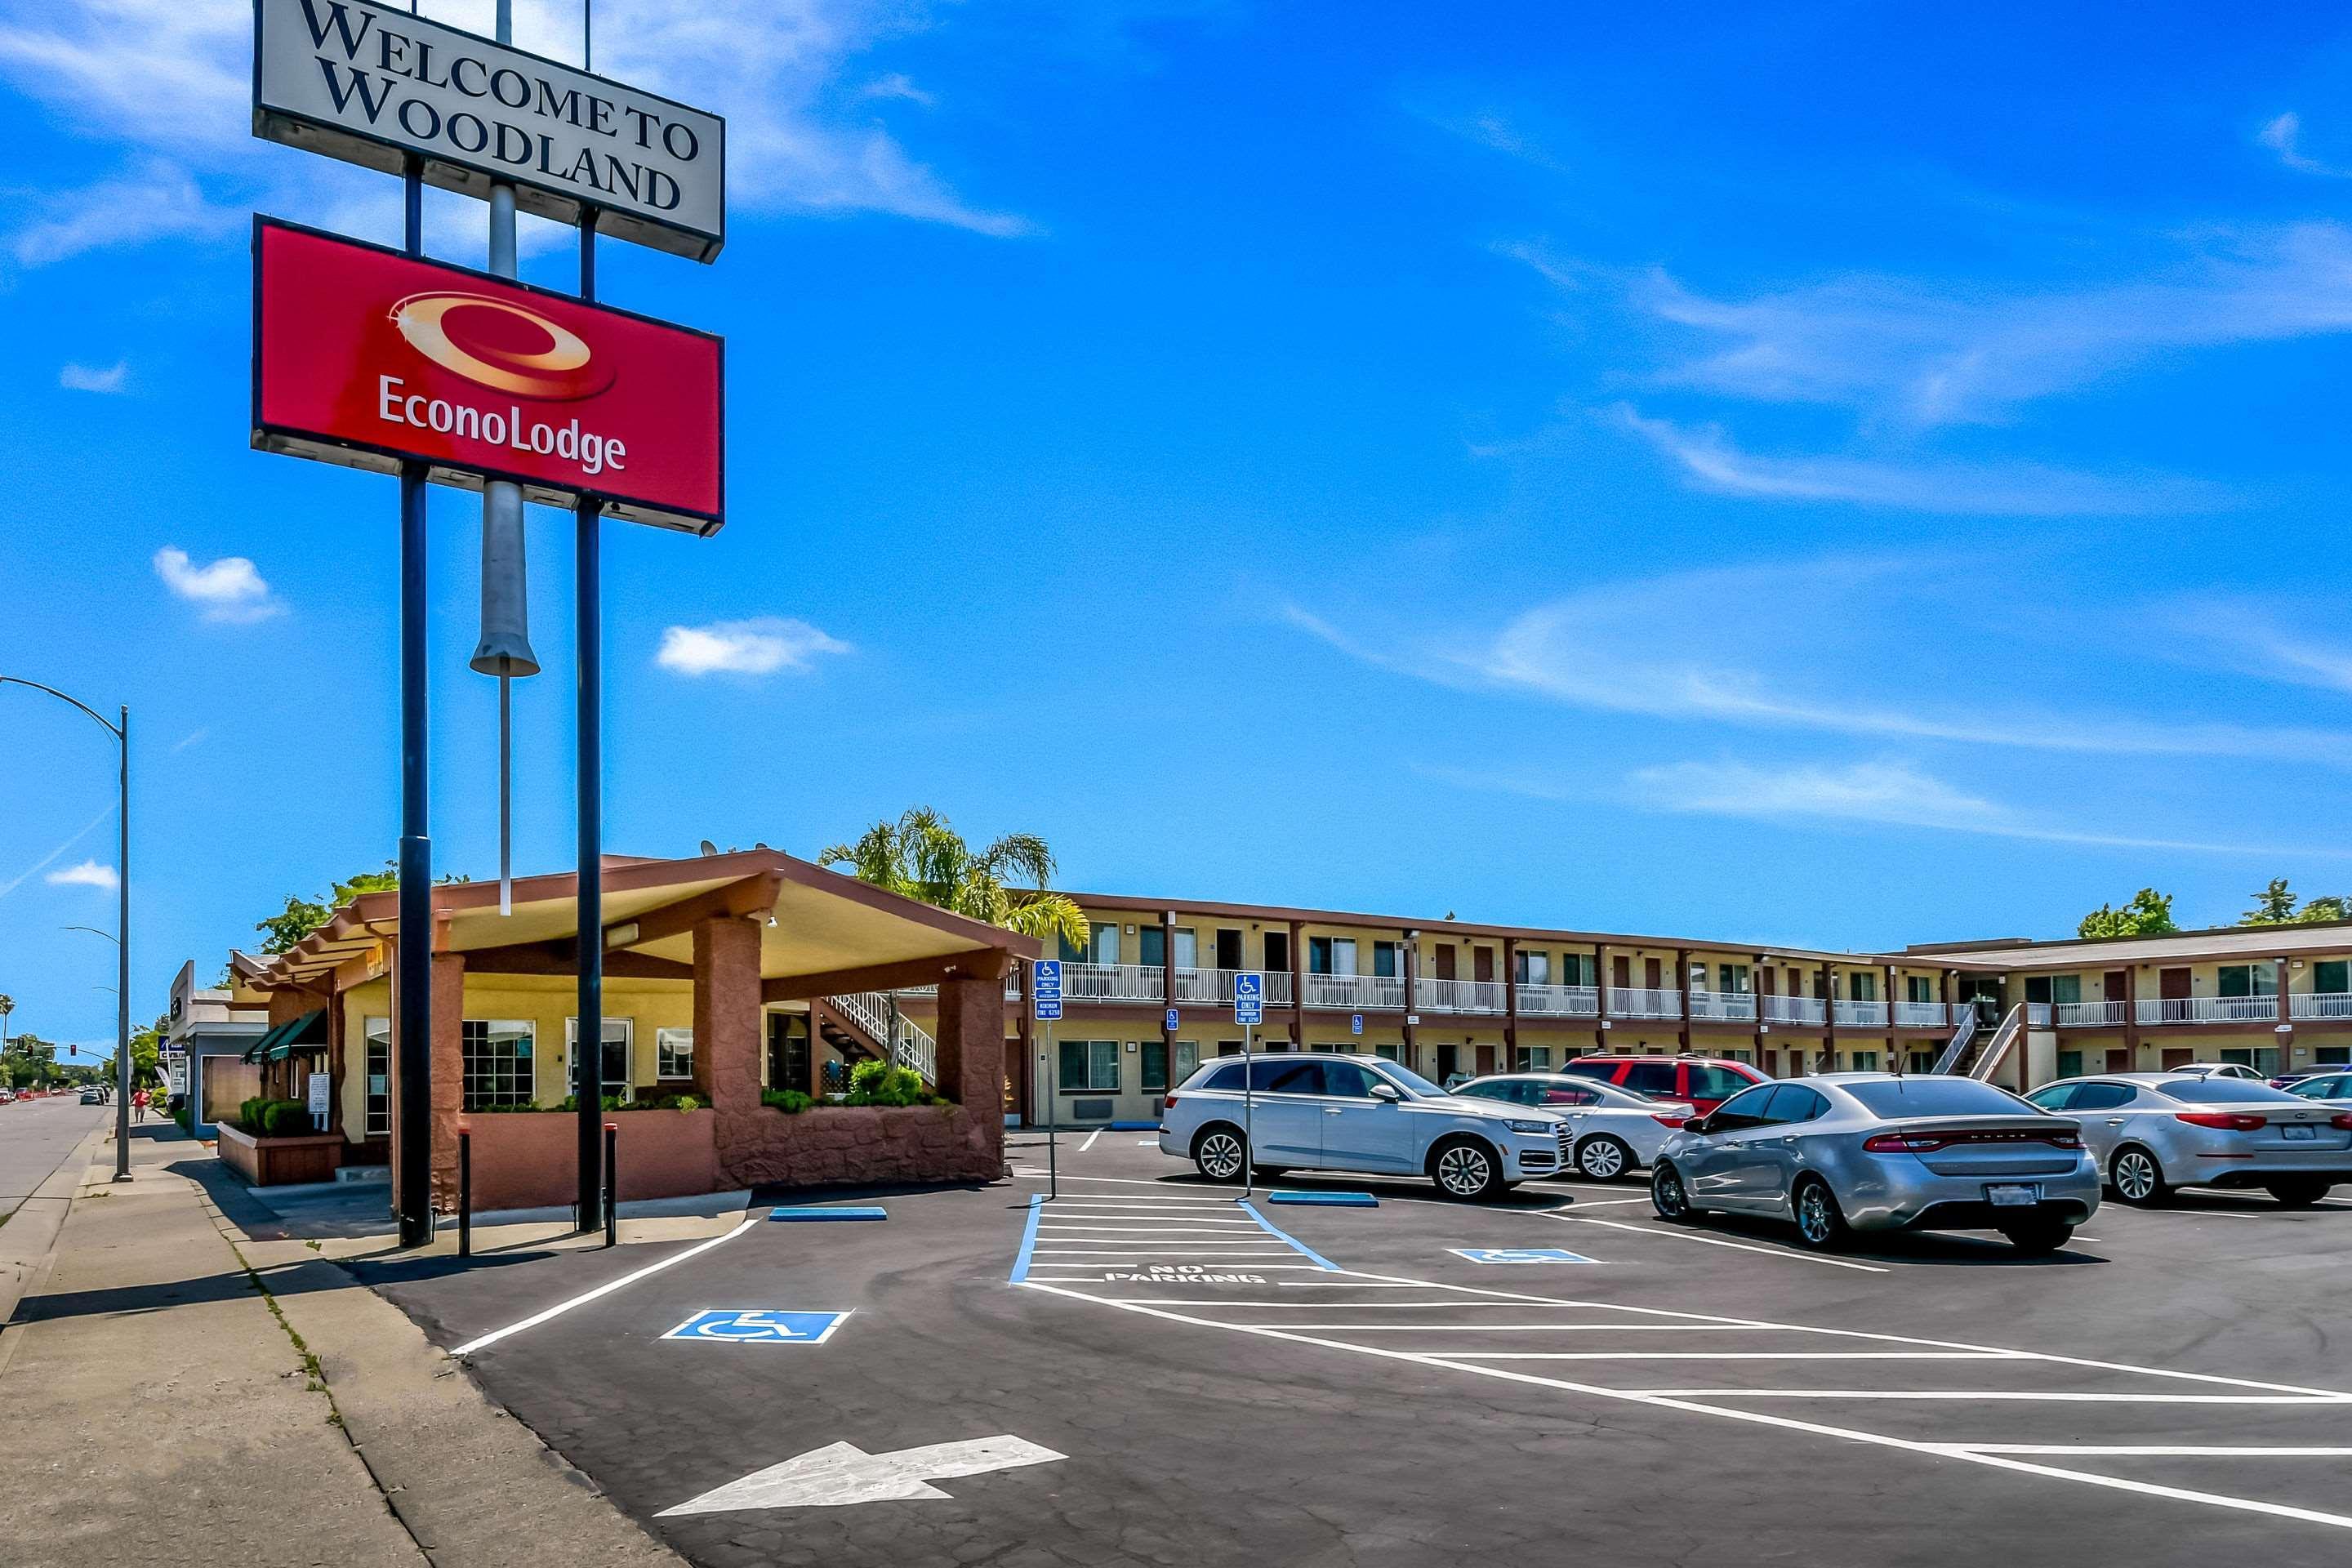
[657,1436,1067,1515]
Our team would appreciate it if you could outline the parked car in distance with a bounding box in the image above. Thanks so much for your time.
[1557,1054,1769,1113]
[2025,1072,2352,1207]
[1454,1072,1695,1181]
[2165,1062,2266,1081]
[0,1089,15,1104]
[1650,1073,2097,1254]
[80,1088,105,1105]
[1159,1054,1569,1200]
[2281,1071,2352,1104]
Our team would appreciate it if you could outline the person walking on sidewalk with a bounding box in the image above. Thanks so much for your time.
[131,1087,149,1123]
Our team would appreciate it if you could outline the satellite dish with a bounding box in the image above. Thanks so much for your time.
[698,840,719,857]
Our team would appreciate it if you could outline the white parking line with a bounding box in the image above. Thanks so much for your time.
[1625,1390,2350,1404]
[1441,1351,2021,1360]
[1525,1209,1890,1273]
[1939,1444,2352,1456]
[1080,1129,1103,1152]
[448,1217,760,1357]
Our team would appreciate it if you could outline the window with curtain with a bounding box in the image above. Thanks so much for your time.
[1173,929,1198,969]
[1373,942,1401,978]
[1717,963,1750,995]
[2218,964,2278,998]
[1058,1039,1121,1091]
[363,1018,390,1137]
[565,1017,633,1102]
[1561,953,1597,988]
[2051,975,2082,1005]
[1088,924,1120,965]
[657,1027,694,1080]
[1516,951,1552,986]
[1907,975,1934,1004]
[1847,973,1878,1001]
[1138,924,1165,967]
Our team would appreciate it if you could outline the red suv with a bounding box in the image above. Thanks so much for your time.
[1558,1054,1767,1112]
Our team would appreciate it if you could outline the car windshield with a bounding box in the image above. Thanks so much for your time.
[2159,1077,2302,1104]
[1379,1062,1446,1098]
[1845,1080,2032,1117]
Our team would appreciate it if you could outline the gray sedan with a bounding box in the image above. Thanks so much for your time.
[2024,1072,2352,1207]
[1650,1074,2099,1254]
[1454,1073,1697,1180]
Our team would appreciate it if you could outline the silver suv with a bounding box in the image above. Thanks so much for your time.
[1156,1054,1566,1200]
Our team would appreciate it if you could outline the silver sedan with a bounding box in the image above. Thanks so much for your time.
[1453,1073,1697,1181]
[1650,1074,2099,1254]
[2024,1072,2352,1207]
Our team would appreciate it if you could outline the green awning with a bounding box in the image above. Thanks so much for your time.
[242,1009,327,1063]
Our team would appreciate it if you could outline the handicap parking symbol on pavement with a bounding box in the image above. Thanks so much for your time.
[662,1309,853,1345]
[1448,1247,1597,1265]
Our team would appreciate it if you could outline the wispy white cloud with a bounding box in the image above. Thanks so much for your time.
[656,617,849,677]
[2161,597,2352,695]
[2260,112,2350,178]
[0,0,1028,268]
[862,72,935,107]
[1515,225,2352,427]
[154,546,283,624]
[46,858,120,892]
[1285,557,2352,768]
[1423,109,1568,172]
[172,726,210,753]
[1606,403,2228,516]
[58,359,128,394]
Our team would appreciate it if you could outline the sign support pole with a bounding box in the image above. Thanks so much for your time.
[1044,1020,1057,1200]
[1241,1020,1254,1201]
[575,203,604,1232]
[394,153,434,1249]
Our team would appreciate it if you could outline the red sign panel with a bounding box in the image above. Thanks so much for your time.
[252,217,723,533]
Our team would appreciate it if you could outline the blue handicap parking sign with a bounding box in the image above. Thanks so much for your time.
[1350,1013,1362,1036]
[662,1309,853,1344]
[1448,1247,1596,1265]
[1165,1007,1179,1031]
[1233,971,1263,1025]
[1032,959,1062,1022]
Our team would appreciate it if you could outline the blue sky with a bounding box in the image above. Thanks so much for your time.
[8,0,2352,1050]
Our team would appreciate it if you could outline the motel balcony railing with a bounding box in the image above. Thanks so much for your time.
[2053,1000,2127,1027]
[1513,982,1601,1018]
[2291,991,2352,1021]
[1832,1000,1889,1027]
[1686,991,1758,1023]
[1303,973,1406,1010]
[2135,996,2283,1026]
[1892,1001,1949,1028]
[1415,978,1508,1014]
[1608,987,1683,1021]
[1761,994,1828,1026]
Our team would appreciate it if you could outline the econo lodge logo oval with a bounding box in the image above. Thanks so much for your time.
[389,292,615,401]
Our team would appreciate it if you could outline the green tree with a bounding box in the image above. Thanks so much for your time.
[256,862,403,952]
[819,807,1089,951]
[2241,878,2300,926]
[2300,894,2352,923]
[2078,888,2180,940]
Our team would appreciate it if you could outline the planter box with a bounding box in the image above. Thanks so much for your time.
[462,1108,718,1213]
[719,1103,1002,1191]
[216,1123,344,1187]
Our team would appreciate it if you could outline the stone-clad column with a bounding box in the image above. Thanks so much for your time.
[695,914,764,1178]
[429,951,464,1209]
[935,972,1009,1178]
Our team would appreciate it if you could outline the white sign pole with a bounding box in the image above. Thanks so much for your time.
[1043,1020,1056,1201]
[1241,1017,1254,1201]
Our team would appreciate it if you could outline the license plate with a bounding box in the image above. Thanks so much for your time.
[2283,1124,2318,1142]
[1986,1183,2040,1208]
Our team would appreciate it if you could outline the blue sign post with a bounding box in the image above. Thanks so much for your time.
[1234,973,1263,1199]
[1233,972,1263,1026]
[1033,960,1062,1197]
[1350,1013,1363,1037]
[1165,1007,1179,1031]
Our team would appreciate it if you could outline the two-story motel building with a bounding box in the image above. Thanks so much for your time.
[858,893,2352,1129]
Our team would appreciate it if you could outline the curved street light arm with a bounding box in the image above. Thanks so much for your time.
[0,675,124,740]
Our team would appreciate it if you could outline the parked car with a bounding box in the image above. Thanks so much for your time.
[2281,1071,2352,1104]
[2165,1062,2265,1081]
[1557,1053,1769,1113]
[1454,1072,1695,1180]
[0,1089,15,1104]
[1159,1054,1569,1200]
[79,1088,105,1105]
[2024,1072,2352,1207]
[1650,1073,2097,1254]
[2273,1067,2349,1089]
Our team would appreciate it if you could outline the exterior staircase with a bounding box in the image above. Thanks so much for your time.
[812,990,938,1089]
[1936,1004,2025,1081]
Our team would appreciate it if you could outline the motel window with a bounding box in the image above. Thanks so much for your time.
[462,1019,535,1111]
[1143,1041,1168,1091]
[1690,962,1708,992]
[1561,953,1597,989]
[1373,942,1402,978]
[1058,1040,1121,1092]
[1217,1039,1244,1058]
[1088,924,1120,966]
[2057,1050,2084,1079]
[1263,931,1290,972]
[565,1018,634,1102]
[1515,950,1552,986]
[1908,975,1935,1004]
[1173,929,1198,969]
[2318,961,2350,996]
[2319,1046,2350,1066]
[363,1018,390,1138]
[2051,975,2082,1005]
[1719,1049,1753,1066]
[2218,964,2278,998]
[1373,1043,1401,1062]
[1139,925,1165,967]
[1717,964,1750,995]
[657,1027,694,1080]
[1847,973,1878,1002]
[1849,1050,1881,1072]
[1215,929,1244,970]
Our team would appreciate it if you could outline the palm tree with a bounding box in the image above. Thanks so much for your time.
[819,808,1089,953]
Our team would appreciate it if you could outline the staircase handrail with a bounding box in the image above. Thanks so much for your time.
[826,990,938,1085]
[1931,1008,1979,1075]
[1967,1004,2026,1082]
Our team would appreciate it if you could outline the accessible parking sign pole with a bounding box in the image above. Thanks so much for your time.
[1235,972,1263,1201]
[1033,959,1062,1200]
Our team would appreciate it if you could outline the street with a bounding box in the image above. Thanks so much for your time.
[1,1096,105,1224]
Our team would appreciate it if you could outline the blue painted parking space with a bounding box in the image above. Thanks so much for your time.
[660,1309,853,1345]
[1448,1246,1599,1265]
[1267,1190,1378,1207]
[768,1205,889,1222]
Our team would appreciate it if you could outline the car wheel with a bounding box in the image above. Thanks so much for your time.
[1191,1125,1248,1183]
[1650,1160,1697,1221]
[1998,1218,2074,1255]
[1791,1177,1851,1251]
[1429,1136,1504,1201]
[2109,1145,2171,1208]
[1575,1134,1634,1183]
[2265,1178,2331,1208]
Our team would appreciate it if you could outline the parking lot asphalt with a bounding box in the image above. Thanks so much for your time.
[368,1129,2352,1567]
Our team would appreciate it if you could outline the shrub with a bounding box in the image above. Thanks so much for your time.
[668,1094,702,1112]
[844,1061,924,1107]
[762,1089,814,1115]
[250,1098,313,1137]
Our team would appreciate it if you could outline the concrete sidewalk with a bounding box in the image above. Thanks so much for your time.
[0,1123,685,1568]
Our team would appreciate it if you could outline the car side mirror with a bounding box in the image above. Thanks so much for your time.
[1684,1114,1713,1136]
[1370,1083,1404,1103]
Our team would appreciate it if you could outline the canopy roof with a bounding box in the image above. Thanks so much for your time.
[241,849,1040,1000]
[242,1009,327,1062]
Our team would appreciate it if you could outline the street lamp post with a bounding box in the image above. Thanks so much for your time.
[2,677,131,1180]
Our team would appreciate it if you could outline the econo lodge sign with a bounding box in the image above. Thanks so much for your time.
[252,219,724,533]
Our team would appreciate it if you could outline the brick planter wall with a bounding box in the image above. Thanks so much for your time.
[461,1109,718,1213]
[216,1123,343,1187]
[719,1104,1001,1191]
